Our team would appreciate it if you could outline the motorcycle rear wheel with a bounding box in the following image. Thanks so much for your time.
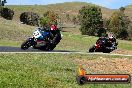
[45,43,56,51]
[103,49,111,53]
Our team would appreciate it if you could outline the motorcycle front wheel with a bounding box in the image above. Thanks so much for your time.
[89,45,95,52]
[21,39,32,50]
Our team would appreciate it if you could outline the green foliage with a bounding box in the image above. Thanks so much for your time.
[0,0,14,20]
[103,18,110,30]
[97,27,107,37]
[108,8,130,39]
[20,12,40,26]
[0,8,14,20]
[39,11,58,27]
[79,5,104,36]
[127,21,132,40]
[39,16,49,26]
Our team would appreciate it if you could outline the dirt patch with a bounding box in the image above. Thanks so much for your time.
[75,57,132,75]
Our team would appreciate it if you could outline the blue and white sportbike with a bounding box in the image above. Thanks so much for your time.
[21,27,61,51]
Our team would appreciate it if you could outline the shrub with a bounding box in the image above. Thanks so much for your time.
[108,7,130,39]
[78,5,104,36]
[20,12,40,26]
[39,11,58,27]
[0,7,14,20]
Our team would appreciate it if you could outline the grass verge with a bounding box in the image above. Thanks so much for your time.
[0,53,131,88]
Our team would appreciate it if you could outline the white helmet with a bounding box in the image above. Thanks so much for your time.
[109,34,114,39]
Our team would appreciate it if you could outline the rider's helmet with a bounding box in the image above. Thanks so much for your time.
[50,24,57,30]
[108,34,114,42]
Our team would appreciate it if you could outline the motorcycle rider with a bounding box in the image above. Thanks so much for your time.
[39,21,61,50]
[96,34,117,47]
[96,34,108,44]
[108,35,117,49]
[108,35,116,43]
[89,34,117,53]
[41,19,61,42]
[50,24,61,45]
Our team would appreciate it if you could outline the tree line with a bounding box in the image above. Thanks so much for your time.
[78,6,132,40]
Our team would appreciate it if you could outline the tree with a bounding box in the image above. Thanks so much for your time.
[0,0,14,20]
[39,16,49,27]
[103,18,110,30]
[127,21,132,40]
[39,11,59,27]
[20,12,39,26]
[1,7,14,20]
[108,7,130,39]
[78,6,104,36]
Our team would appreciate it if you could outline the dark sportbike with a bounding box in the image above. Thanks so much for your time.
[89,37,118,53]
[21,27,62,51]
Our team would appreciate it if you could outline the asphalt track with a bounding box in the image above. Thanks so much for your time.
[0,46,132,57]
[0,46,80,53]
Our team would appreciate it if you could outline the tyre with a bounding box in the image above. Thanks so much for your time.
[89,46,95,52]
[49,44,56,51]
[39,46,47,51]
[21,39,32,50]
[103,49,111,53]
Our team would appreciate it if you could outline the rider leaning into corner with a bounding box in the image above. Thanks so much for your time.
[107,34,117,49]
[38,21,62,50]
[97,34,117,49]
[50,24,61,45]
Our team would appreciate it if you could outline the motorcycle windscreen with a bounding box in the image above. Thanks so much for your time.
[33,30,42,38]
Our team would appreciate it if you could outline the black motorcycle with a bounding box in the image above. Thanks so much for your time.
[89,37,118,53]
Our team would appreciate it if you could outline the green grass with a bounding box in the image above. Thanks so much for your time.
[119,43,132,50]
[0,54,131,88]
[0,18,33,47]
[55,32,97,51]
[0,40,20,47]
